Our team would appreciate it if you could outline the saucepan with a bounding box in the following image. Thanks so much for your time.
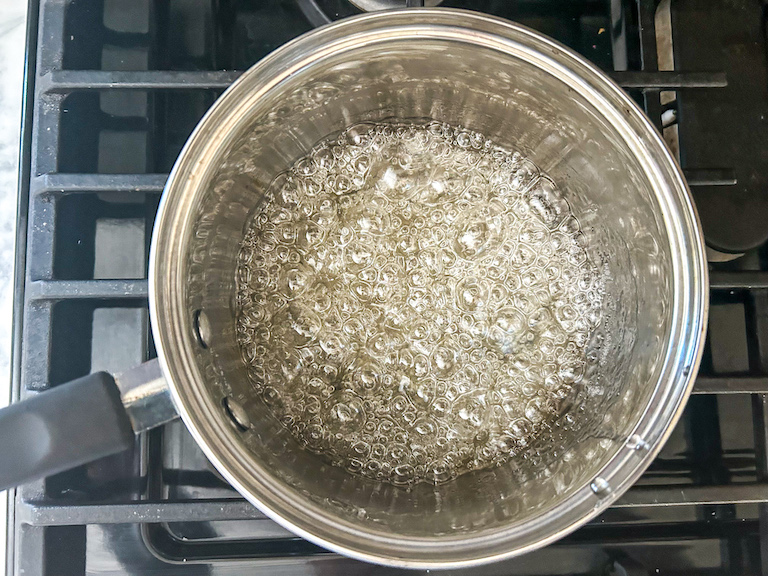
[0,9,707,568]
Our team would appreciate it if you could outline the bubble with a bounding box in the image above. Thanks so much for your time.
[508,154,540,191]
[392,464,415,485]
[294,156,316,176]
[454,219,492,259]
[512,243,537,267]
[235,119,604,487]
[272,305,321,347]
[350,361,382,396]
[527,177,570,229]
[413,379,436,408]
[327,391,365,433]
[427,460,455,483]
[525,396,550,423]
[454,391,489,429]
[486,307,526,356]
[456,277,488,312]
[282,266,311,299]
[319,332,345,356]
[431,342,460,376]
[413,416,437,436]
[306,395,322,414]
[262,386,283,408]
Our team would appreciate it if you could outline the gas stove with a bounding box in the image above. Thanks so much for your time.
[9,0,768,574]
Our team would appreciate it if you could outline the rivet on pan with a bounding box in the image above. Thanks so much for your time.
[223,397,251,431]
[193,309,211,349]
[626,434,650,451]
[590,477,611,497]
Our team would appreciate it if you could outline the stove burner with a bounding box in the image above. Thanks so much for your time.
[13,0,768,573]
[348,0,443,10]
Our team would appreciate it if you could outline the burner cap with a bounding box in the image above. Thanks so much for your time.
[348,0,443,10]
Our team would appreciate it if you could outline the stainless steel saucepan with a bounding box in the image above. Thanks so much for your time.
[0,9,707,568]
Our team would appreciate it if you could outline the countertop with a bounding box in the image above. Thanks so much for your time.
[0,1,27,575]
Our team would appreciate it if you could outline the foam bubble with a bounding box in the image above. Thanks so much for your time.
[235,120,604,486]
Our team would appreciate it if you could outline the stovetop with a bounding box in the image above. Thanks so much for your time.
[9,0,768,574]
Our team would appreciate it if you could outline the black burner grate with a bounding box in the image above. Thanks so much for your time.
[10,0,768,574]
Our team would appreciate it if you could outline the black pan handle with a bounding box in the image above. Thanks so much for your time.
[0,372,134,491]
[0,359,177,491]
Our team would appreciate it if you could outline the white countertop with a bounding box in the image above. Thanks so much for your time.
[0,1,28,574]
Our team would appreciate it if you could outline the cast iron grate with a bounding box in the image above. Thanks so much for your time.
[9,0,768,574]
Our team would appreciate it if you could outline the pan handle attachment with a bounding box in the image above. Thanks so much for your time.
[114,359,178,433]
[0,359,178,491]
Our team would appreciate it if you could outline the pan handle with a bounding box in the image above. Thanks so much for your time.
[0,359,177,491]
